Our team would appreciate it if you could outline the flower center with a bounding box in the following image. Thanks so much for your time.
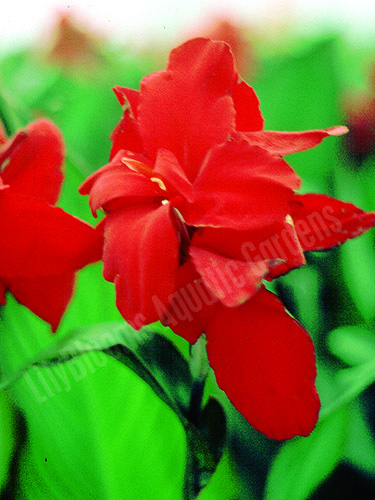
[121,156,169,197]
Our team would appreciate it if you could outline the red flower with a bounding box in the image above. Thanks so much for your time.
[80,38,375,440]
[0,119,102,331]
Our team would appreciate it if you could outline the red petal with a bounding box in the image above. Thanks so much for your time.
[113,86,140,117]
[291,193,375,251]
[79,152,163,216]
[240,126,348,156]
[180,141,299,230]
[189,246,268,306]
[110,110,143,160]
[154,149,194,202]
[192,216,305,280]
[232,81,264,131]
[0,130,27,166]
[102,203,179,329]
[138,38,236,180]
[1,119,64,204]
[5,273,75,331]
[206,288,320,440]
[0,191,102,278]
[161,259,219,344]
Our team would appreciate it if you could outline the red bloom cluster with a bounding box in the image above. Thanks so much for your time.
[80,38,375,440]
[0,119,102,331]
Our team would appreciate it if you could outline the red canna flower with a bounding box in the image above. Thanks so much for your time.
[0,119,102,331]
[80,38,375,440]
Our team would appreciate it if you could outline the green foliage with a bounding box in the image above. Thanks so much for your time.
[334,166,375,323]
[0,43,151,168]
[322,346,375,420]
[1,26,375,500]
[345,401,375,477]
[253,37,343,190]
[0,391,15,494]
[13,355,187,500]
[328,326,375,366]
[1,318,230,499]
[265,408,348,500]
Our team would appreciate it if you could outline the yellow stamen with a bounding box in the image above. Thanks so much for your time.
[121,157,153,176]
[285,214,294,226]
[150,177,167,191]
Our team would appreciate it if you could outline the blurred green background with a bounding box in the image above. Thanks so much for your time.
[1,11,375,500]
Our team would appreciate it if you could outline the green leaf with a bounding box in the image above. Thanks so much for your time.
[345,400,375,476]
[1,321,228,499]
[0,390,15,494]
[12,355,187,500]
[328,326,375,365]
[277,266,322,338]
[334,165,375,322]
[0,322,191,418]
[264,407,347,500]
[340,233,375,323]
[105,331,228,499]
[197,452,241,500]
[320,356,375,420]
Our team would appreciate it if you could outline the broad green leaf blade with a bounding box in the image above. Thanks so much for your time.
[277,266,322,338]
[130,332,195,413]
[106,341,227,499]
[197,452,241,500]
[1,321,228,500]
[265,407,347,500]
[0,321,192,418]
[0,390,15,494]
[328,326,375,366]
[0,322,188,419]
[12,355,186,500]
[345,400,375,476]
[0,276,188,498]
[320,356,375,420]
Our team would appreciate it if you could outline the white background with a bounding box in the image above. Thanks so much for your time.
[1,0,375,50]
